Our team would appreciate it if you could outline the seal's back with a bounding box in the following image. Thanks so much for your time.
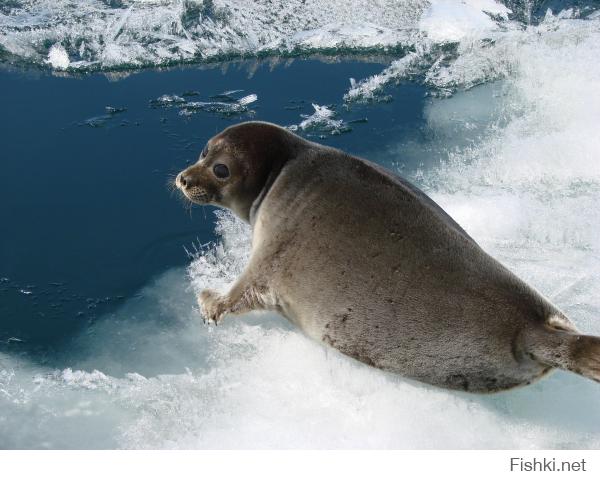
[254,143,600,392]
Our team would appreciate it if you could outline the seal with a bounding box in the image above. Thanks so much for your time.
[175,121,600,393]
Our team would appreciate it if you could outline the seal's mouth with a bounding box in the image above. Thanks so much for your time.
[183,187,211,204]
[175,172,212,205]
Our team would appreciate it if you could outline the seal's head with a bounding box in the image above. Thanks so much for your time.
[176,121,304,222]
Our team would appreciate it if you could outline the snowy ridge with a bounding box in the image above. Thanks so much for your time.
[0,0,429,70]
[344,8,600,101]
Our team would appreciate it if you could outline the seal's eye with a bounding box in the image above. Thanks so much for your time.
[213,163,230,179]
[201,144,209,158]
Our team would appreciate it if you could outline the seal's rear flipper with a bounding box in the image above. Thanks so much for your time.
[523,326,600,382]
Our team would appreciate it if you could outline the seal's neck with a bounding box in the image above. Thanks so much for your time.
[248,166,280,226]
[241,129,308,226]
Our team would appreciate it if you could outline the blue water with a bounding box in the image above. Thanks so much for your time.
[0,59,429,351]
[1,0,600,449]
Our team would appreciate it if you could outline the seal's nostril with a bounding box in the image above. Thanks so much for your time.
[180,174,188,188]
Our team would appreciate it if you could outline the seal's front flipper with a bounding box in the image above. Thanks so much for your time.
[523,326,600,382]
[198,289,229,325]
[198,265,272,325]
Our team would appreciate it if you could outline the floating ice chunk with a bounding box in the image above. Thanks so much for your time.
[46,43,70,70]
[299,104,339,128]
[237,94,257,106]
[288,104,351,136]
[82,116,109,128]
[168,92,257,117]
[105,106,127,114]
[80,105,128,128]
[150,91,256,116]
[150,94,186,107]
[210,90,245,101]
[178,101,251,117]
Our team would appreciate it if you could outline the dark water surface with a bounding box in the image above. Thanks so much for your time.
[0,60,427,351]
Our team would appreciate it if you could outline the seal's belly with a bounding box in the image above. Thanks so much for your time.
[299,304,550,392]
[276,273,551,392]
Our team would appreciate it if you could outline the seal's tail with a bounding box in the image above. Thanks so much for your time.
[523,326,600,382]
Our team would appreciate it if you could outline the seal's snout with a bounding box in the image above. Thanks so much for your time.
[176,170,199,191]
[176,172,189,189]
[175,168,211,205]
